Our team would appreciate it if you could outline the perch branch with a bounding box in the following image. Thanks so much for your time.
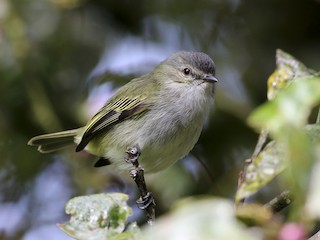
[264,190,293,213]
[125,146,156,225]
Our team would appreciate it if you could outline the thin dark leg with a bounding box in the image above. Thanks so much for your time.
[125,146,156,225]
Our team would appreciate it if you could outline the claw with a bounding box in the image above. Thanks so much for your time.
[136,192,156,210]
[125,146,141,165]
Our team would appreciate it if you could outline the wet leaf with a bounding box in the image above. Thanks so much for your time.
[267,49,315,100]
[236,125,320,202]
[236,140,286,202]
[58,193,140,240]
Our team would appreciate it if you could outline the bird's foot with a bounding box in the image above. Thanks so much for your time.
[125,145,156,225]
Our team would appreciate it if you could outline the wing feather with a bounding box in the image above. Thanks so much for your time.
[76,97,149,152]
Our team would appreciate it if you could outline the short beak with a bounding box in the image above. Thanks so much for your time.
[203,75,218,83]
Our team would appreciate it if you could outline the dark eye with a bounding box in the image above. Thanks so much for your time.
[183,68,190,75]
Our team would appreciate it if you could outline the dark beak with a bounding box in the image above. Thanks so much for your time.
[203,75,218,83]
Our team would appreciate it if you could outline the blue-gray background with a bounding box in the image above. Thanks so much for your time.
[0,0,319,239]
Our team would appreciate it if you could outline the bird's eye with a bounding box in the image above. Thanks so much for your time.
[183,68,191,75]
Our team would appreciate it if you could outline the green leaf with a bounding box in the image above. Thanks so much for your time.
[58,193,140,240]
[236,140,286,202]
[267,49,315,100]
[236,124,320,203]
[249,77,320,136]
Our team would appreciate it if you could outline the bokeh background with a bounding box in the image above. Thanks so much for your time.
[0,0,319,239]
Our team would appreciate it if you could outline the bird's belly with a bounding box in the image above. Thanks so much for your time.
[86,112,205,173]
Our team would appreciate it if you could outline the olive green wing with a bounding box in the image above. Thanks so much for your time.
[76,96,149,152]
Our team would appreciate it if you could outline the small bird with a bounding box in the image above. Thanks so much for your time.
[28,51,218,174]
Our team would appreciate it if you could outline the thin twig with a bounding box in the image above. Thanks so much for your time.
[264,190,293,213]
[191,152,215,184]
[126,146,156,225]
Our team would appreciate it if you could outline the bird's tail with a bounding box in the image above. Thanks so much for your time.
[28,129,80,153]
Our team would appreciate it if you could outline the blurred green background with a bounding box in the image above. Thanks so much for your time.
[0,0,319,239]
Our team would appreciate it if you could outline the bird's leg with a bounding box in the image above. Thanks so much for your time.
[125,146,155,225]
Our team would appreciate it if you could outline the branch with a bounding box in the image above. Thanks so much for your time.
[264,190,293,213]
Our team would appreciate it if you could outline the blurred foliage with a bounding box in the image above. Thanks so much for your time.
[141,197,261,240]
[1,0,320,239]
[236,50,320,203]
[246,75,320,220]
